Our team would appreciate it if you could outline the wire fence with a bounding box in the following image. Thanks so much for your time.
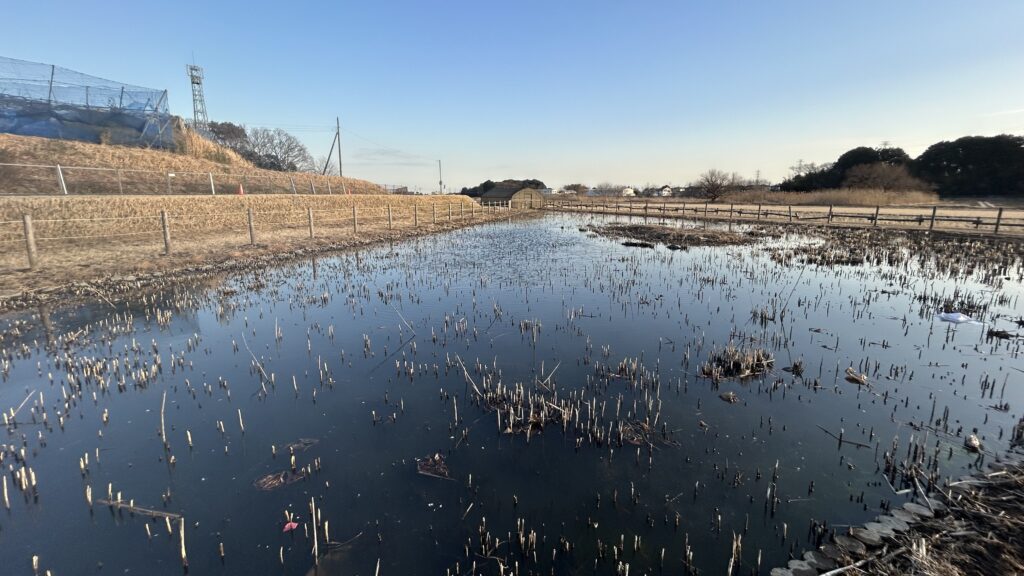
[546,199,1024,236]
[1,200,531,271]
[0,162,379,196]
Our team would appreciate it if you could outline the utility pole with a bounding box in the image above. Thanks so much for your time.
[438,160,443,195]
[337,117,347,195]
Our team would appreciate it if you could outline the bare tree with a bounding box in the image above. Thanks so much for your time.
[316,155,336,175]
[591,182,624,196]
[842,163,930,192]
[563,183,588,194]
[696,169,730,201]
[246,127,315,172]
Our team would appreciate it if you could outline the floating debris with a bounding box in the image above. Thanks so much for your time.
[587,223,751,247]
[964,434,982,452]
[416,453,451,480]
[254,470,307,491]
[844,367,869,386]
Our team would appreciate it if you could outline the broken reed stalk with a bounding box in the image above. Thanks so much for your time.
[179,516,188,569]
[97,498,181,520]
[311,496,319,564]
[10,389,35,421]
[160,390,168,450]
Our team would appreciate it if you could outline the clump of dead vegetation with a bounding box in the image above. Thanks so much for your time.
[698,344,774,381]
[587,223,751,248]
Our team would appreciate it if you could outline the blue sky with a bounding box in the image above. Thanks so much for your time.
[3,1,1023,191]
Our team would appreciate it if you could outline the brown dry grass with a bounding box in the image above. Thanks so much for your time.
[0,194,509,300]
[0,131,381,195]
[0,194,478,242]
[723,188,939,206]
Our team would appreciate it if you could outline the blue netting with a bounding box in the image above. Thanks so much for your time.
[0,56,167,113]
[0,56,173,147]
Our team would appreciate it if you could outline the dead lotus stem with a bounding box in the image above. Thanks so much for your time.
[160,390,167,449]
[179,516,187,568]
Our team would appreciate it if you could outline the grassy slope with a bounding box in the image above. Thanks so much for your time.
[0,128,381,194]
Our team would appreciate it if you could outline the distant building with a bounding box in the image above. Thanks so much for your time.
[658,185,673,197]
[621,187,636,197]
[479,185,545,208]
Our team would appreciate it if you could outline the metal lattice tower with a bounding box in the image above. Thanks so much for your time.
[186,64,208,129]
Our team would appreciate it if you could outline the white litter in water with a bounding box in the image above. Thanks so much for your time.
[937,312,975,324]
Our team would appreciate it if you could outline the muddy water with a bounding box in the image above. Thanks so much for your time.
[1,214,1022,575]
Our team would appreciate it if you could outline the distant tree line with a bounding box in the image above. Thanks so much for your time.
[460,179,546,198]
[208,121,316,173]
[781,135,1024,197]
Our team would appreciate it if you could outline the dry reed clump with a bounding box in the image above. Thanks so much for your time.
[0,132,381,195]
[588,223,751,247]
[698,344,774,381]
[723,188,939,206]
[0,194,480,242]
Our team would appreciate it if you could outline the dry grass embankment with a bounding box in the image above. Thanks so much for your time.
[0,130,381,195]
[0,194,503,303]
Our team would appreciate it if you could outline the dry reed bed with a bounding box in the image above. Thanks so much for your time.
[0,194,479,241]
[722,188,939,206]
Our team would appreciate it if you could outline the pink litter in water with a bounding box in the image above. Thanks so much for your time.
[283,521,299,532]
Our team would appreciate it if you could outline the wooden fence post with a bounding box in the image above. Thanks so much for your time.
[56,164,68,195]
[449,203,452,221]
[994,208,1003,235]
[308,177,316,195]
[388,205,393,230]
[208,173,216,195]
[22,214,38,269]
[756,204,762,220]
[352,206,358,233]
[929,206,937,231]
[461,203,465,219]
[247,208,255,245]
[788,206,793,222]
[289,177,297,195]
[308,207,315,239]
[873,205,880,227]
[160,210,172,255]
[827,205,834,224]
[704,203,709,219]
[433,204,437,224]
[414,204,419,227]
[116,169,124,195]
[166,173,173,195]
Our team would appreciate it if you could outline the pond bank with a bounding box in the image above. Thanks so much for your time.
[0,204,539,313]
[771,447,1024,576]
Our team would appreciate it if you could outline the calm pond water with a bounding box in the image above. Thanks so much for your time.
[1,214,1022,575]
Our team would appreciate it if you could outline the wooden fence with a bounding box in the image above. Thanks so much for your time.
[545,199,1024,236]
[4,200,527,271]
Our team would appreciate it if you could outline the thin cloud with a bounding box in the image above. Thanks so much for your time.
[349,147,434,167]
[981,108,1024,117]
